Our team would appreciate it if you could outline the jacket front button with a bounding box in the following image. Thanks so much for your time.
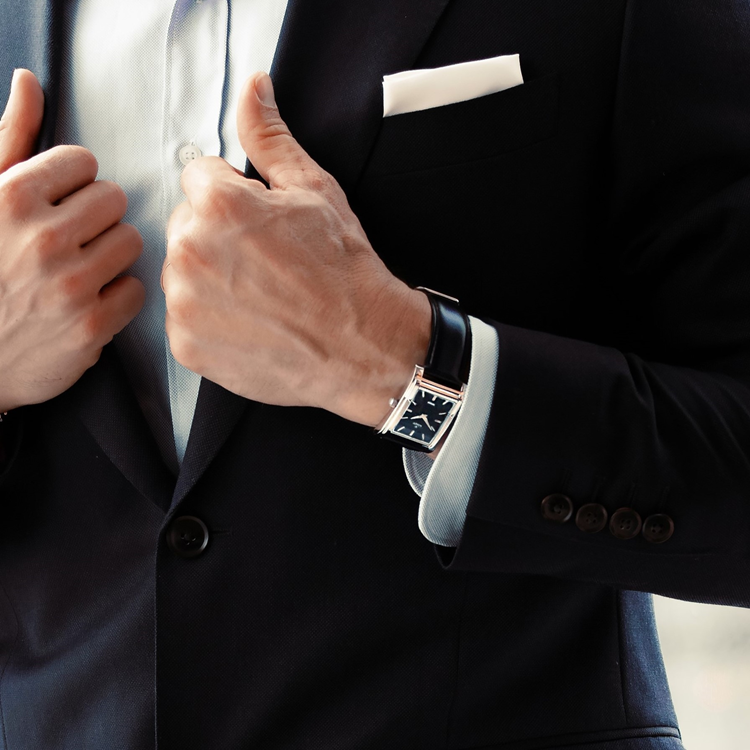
[167,516,210,558]
[575,503,608,533]
[609,508,642,540]
[541,494,574,523]
[642,514,675,544]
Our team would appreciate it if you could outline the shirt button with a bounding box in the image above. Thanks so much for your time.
[179,143,203,166]
[609,508,643,540]
[540,494,574,523]
[166,516,210,558]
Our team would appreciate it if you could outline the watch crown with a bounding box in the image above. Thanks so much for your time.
[388,398,398,408]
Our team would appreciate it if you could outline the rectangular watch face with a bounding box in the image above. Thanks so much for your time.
[393,387,459,446]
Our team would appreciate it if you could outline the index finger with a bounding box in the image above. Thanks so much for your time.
[3,144,99,204]
[179,155,266,207]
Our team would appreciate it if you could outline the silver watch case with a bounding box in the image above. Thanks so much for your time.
[376,365,465,451]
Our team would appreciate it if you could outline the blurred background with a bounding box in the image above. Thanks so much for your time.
[653,596,750,749]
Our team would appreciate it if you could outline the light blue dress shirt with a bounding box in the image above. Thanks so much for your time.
[53,0,500,547]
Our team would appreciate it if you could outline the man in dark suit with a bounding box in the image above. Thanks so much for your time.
[1,0,749,748]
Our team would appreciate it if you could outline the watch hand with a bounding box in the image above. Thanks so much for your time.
[416,414,435,431]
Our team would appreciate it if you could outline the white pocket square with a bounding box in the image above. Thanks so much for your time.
[382,54,524,117]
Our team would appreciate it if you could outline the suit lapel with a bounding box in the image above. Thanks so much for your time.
[169,379,248,511]
[64,343,177,512]
[266,0,453,190]
[0,0,63,152]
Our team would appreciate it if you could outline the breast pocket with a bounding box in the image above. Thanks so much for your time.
[364,73,559,177]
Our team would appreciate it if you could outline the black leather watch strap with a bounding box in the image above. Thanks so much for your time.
[374,287,471,452]
[417,287,472,387]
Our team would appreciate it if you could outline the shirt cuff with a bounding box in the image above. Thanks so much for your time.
[402,316,500,547]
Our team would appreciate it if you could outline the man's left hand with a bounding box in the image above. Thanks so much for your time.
[163,72,432,428]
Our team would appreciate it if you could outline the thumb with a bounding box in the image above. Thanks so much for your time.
[0,69,45,174]
[237,72,323,190]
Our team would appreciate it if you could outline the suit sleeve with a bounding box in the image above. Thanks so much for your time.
[437,0,750,608]
[0,409,24,485]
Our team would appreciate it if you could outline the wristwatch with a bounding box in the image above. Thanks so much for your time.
[375,287,471,452]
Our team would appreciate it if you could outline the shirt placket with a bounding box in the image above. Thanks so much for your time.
[162,0,229,465]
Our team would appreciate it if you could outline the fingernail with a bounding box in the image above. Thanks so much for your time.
[255,73,276,108]
[8,68,19,97]
[2,70,18,119]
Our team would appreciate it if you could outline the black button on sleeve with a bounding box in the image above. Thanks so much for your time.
[575,503,608,533]
[167,516,210,558]
[541,494,573,523]
[642,514,675,544]
[609,508,642,540]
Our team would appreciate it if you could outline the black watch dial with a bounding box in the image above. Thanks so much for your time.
[394,388,457,446]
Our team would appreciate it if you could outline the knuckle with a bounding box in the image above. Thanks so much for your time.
[99,179,128,213]
[199,179,236,215]
[106,275,145,327]
[195,180,218,208]
[199,155,226,170]
[302,169,330,194]
[58,271,88,302]
[306,189,331,210]
[166,203,188,238]
[292,189,330,220]
[120,276,146,321]
[32,222,64,260]
[0,172,35,217]
[188,185,211,215]
[168,330,197,369]
[168,231,197,266]
[321,169,341,195]
[130,274,147,303]
[168,237,207,279]
[166,282,196,325]
[181,158,220,199]
[118,222,144,256]
[77,308,104,347]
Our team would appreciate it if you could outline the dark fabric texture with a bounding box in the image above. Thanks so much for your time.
[0,0,748,746]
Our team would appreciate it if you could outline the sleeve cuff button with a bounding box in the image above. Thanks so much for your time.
[642,513,675,544]
[609,508,642,540]
[575,503,608,533]
[541,493,574,523]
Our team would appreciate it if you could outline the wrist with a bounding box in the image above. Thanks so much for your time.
[333,282,432,428]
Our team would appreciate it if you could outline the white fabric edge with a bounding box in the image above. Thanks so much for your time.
[382,53,523,117]
[402,317,500,547]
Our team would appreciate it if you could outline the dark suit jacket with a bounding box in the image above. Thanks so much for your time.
[1,0,749,747]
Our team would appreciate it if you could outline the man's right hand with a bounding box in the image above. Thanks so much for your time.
[0,69,145,413]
